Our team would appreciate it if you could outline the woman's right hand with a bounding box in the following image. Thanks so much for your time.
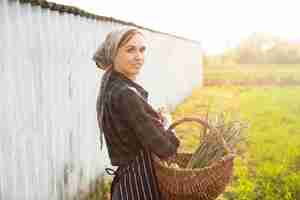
[157,106,173,129]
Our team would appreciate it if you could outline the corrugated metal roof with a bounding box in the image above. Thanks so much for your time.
[17,0,200,44]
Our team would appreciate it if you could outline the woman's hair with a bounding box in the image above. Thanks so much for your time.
[117,29,143,51]
[93,27,144,70]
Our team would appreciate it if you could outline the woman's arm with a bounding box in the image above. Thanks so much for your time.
[116,87,180,159]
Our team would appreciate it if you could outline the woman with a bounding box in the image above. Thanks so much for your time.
[93,27,180,200]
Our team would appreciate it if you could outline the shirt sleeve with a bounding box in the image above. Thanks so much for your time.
[116,87,179,159]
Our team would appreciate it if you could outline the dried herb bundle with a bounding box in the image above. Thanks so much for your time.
[186,113,248,169]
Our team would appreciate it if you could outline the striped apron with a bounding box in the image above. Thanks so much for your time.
[106,150,162,200]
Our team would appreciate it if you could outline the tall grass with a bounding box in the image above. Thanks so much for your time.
[172,64,300,199]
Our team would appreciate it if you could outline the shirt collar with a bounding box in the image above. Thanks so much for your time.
[110,69,149,100]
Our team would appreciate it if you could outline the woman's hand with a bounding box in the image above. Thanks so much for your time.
[157,106,173,129]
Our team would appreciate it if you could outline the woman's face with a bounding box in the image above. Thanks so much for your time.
[113,33,147,80]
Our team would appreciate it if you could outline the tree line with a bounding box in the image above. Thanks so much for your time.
[204,33,300,65]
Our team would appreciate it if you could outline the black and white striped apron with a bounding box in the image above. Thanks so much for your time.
[106,150,162,200]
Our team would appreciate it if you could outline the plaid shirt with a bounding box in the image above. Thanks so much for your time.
[97,69,179,166]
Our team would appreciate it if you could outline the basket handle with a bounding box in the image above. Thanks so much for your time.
[166,116,234,154]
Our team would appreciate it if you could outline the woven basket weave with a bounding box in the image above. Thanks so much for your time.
[153,117,236,200]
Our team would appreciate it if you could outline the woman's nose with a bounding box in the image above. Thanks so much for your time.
[135,51,143,60]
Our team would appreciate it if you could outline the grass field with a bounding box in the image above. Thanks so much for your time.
[203,64,300,86]
[172,64,300,200]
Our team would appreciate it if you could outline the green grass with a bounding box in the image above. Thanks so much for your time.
[172,64,300,200]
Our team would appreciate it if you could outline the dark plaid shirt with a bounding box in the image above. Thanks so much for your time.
[97,69,179,166]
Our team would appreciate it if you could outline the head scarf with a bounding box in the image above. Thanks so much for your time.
[92,26,143,70]
[94,27,143,149]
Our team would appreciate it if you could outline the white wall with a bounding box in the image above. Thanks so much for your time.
[0,1,202,199]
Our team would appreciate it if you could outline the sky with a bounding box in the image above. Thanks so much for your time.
[52,0,300,54]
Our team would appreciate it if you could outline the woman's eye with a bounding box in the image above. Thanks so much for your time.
[127,48,135,53]
[140,47,146,53]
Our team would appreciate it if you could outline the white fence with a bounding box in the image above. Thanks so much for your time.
[0,1,202,199]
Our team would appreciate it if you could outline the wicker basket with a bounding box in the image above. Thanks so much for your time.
[153,117,236,200]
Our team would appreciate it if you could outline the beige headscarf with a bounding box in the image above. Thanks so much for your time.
[94,27,144,149]
[92,26,143,70]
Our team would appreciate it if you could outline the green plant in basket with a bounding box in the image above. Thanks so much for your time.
[186,112,249,169]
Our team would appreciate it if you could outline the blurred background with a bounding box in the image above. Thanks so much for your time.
[1,0,300,199]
